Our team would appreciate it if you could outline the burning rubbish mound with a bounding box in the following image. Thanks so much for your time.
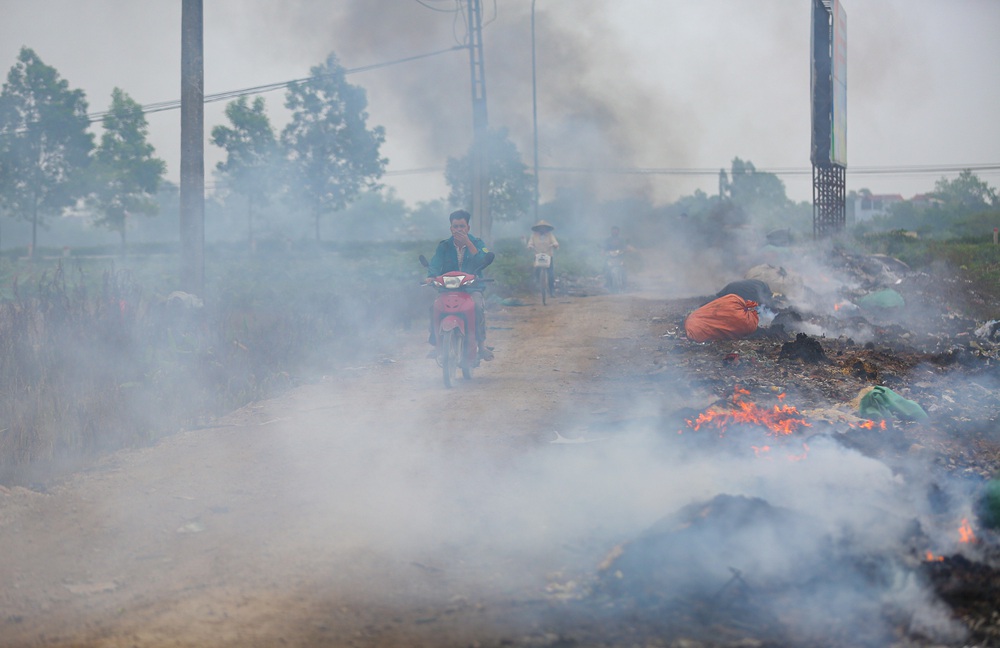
[586,493,950,647]
[533,394,991,647]
[567,294,1000,648]
[527,244,1000,646]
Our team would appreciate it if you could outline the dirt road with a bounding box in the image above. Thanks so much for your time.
[1,281,684,648]
[6,250,995,648]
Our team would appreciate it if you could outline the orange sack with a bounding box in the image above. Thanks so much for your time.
[684,295,760,342]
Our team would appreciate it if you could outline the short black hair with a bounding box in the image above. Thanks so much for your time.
[449,209,471,225]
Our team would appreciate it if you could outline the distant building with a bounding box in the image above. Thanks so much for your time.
[909,193,944,209]
[853,193,904,222]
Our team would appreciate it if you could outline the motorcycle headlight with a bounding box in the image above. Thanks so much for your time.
[443,275,464,289]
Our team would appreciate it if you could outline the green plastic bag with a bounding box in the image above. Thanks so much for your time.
[857,289,905,310]
[858,385,929,422]
[978,479,1000,530]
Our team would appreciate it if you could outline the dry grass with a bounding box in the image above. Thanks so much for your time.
[0,252,423,486]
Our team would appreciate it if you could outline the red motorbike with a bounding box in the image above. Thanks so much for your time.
[419,252,494,388]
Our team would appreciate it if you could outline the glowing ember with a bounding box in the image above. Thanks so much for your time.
[925,551,945,562]
[959,518,977,544]
[686,387,811,437]
[787,443,810,461]
[851,419,887,430]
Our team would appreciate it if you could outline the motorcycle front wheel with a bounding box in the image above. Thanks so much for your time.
[440,329,463,388]
[608,266,624,294]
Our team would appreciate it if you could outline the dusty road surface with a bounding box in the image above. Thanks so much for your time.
[3,253,999,648]
[1,264,701,648]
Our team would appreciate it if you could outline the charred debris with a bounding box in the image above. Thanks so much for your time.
[534,246,1000,647]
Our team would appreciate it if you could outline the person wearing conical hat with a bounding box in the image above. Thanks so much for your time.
[527,220,559,294]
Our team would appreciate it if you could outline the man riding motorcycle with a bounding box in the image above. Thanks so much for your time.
[424,209,493,361]
[602,226,635,292]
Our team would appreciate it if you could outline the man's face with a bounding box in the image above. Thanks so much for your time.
[450,219,470,238]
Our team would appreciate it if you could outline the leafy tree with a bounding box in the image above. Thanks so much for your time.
[409,198,450,241]
[281,53,387,241]
[88,87,166,251]
[933,169,997,213]
[210,96,279,245]
[726,157,791,218]
[445,127,534,235]
[871,172,1000,239]
[0,47,93,256]
[333,187,408,241]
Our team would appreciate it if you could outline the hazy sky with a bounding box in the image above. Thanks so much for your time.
[2,0,998,208]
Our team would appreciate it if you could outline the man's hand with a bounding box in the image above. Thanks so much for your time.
[455,231,478,254]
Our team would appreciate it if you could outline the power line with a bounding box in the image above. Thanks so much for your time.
[83,45,466,124]
[413,0,460,12]
[535,163,1000,178]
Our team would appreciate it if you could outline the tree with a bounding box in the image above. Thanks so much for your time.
[0,47,93,256]
[445,127,533,227]
[727,157,791,218]
[281,53,387,241]
[933,169,997,213]
[333,187,408,241]
[88,88,166,251]
[210,96,279,245]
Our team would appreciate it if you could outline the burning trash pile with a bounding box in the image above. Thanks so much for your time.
[532,247,1000,647]
[538,384,999,647]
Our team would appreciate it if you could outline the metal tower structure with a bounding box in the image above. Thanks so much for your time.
[810,0,847,238]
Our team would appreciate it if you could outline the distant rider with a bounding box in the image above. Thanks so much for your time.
[425,209,493,361]
[527,219,559,294]
[602,226,635,290]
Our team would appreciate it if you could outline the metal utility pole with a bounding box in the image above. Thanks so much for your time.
[531,0,540,221]
[180,0,205,297]
[466,0,492,242]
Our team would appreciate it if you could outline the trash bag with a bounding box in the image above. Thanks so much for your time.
[716,279,772,306]
[857,289,905,310]
[976,478,1000,530]
[685,294,759,342]
[744,264,805,301]
[858,385,928,422]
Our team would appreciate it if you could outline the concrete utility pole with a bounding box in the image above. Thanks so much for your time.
[466,0,492,242]
[180,0,205,297]
[531,0,540,221]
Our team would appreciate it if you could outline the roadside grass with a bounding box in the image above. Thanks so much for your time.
[0,243,429,485]
[486,236,604,298]
[857,231,1000,304]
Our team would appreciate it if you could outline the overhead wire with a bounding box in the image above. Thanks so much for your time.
[84,45,466,124]
[412,0,459,12]
[379,163,1000,179]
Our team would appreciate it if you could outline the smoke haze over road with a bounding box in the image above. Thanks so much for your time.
[2,0,998,209]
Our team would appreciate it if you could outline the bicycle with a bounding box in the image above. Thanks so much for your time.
[533,252,553,305]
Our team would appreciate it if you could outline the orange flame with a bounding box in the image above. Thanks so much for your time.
[686,388,811,437]
[959,518,977,544]
[925,551,944,562]
[852,419,887,430]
